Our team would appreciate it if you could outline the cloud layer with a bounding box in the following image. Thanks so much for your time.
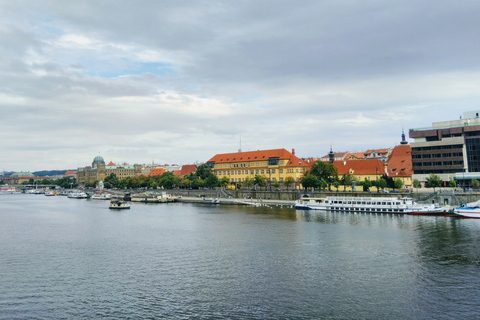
[2,1,480,171]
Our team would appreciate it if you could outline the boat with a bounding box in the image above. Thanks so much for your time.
[68,191,88,199]
[109,200,130,209]
[0,185,19,193]
[295,196,415,213]
[454,200,480,218]
[44,190,56,196]
[203,197,220,204]
[131,192,175,203]
[405,204,449,215]
[91,192,112,200]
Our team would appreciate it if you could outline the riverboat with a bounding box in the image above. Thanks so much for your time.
[131,192,175,203]
[91,192,112,200]
[295,196,415,213]
[0,185,18,193]
[68,191,88,199]
[109,200,130,209]
[454,200,480,218]
[405,204,449,215]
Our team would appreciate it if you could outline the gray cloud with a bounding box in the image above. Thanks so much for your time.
[1,1,480,171]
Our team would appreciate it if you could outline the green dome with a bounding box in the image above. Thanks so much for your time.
[93,156,105,164]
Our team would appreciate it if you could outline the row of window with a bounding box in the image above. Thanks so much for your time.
[413,145,463,151]
[412,152,463,159]
[230,177,283,182]
[413,161,463,166]
[216,169,282,175]
[215,161,287,168]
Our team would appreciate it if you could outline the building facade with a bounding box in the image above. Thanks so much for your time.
[409,111,480,185]
[206,148,311,188]
[76,156,142,185]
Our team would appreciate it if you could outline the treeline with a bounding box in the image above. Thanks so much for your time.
[20,177,78,188]
[300,161,457,191]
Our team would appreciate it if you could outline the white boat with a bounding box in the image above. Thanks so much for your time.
[405,204,449,215]
[131,192,175,203]
[0,185,18,193]
[91,193,112,200]
[44,190,56,196]
[109,200,130,209]
[295,196,415,214]
[203,197,220,204]
[454,200,480,218]
[68,191,88,199]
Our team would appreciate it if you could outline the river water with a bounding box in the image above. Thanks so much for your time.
[1,193,480,319]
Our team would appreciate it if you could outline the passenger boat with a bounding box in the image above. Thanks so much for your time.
[68,191,88,199]
[454,200,480,218]
[131,192,175,203]
[44,190,56,196]
[91,192,112,200]
[0,185,18,193]
[295,196,415,214]
[203,197,220,204]
[109,200,130,209]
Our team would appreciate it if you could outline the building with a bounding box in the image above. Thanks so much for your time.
[172,164,197,178]
[409,111,480,186]
[76,156,142,185]
[206,148,311,188]
[333,159,386,190]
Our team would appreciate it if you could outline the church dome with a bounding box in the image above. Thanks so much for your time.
[93,156,105,164]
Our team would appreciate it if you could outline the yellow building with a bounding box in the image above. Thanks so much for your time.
[77,156,142,185]
[206,148,311,188]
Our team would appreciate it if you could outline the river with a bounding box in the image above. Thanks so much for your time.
[1,193,479,319]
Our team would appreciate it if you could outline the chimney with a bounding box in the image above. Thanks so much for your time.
[292,148,295,155]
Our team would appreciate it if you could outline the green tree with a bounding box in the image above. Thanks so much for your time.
[378,178,387,191]
[341,173,354,191]
[320,179,328,190]
[472,179,479,189]
[273,180,280,189]
[413,179,422,191]
[284,176,295,190]
[394,178,403,190]
[204,174,219,188]
[219,176,230,188]
[448,178,456,188]
[362,178,372,191]
[244,177,254,189]
[104,173,119,188]
[425,174,442,191]
[301,175,320,189]
[308,160,338,190]
[254,175,267,189]
[196,164,211,180]
[333,181,340,191]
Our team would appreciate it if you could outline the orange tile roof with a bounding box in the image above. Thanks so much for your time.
[172,170,181,176]
[334,159,386,176]
[149,168,166,176]
[386,145,413,177]
[179,164,197,176]
[64,170,77,176]
[107,161,115,166]
[207,148,310,167]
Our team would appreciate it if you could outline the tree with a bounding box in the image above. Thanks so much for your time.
[301,175,320,190]
[320,179,328,190]
[425,174,442,192]
[413,179,422,191]
[472,179,479,189]
[204,174,219,188]
[394,178,403,190]
[448,178,456,188]
[362,178,372,191]
[244,177,254,189]
[308,160,338,190]
[273,180,280,189]
[219,176,230,188]
[378,178,387,191]
[284,177,295,190]
[341,173,354,191]
[104,173,119,188]
[254,175,267,189]
[196,164,211,180]
[333,181,340,191]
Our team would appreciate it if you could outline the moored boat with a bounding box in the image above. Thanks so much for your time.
[91,192,113,200]
[454,200,480,218]
[68,191,88,199]
[405,204,449,215]
[109,200,130,209]
[295,196,414,214]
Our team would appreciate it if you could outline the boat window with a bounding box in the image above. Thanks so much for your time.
[382,202,386,205]
[367,202,371,205]
[361,202,365,205]
[347,201,351,204]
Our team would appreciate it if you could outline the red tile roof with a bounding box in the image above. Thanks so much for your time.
[179,164,196,176]
[149,168,166,176]
[207,148,310,167]
[386,145,413,177]
[334,159,386,176]
[107,161,115,166]
[64,170,77,176]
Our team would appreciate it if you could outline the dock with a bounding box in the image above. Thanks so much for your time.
[176,196,296,208]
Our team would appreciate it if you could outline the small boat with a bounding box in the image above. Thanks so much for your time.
[405,204,449,216]
[68,191,88,199]
[203,197,220,204]
[454,200,480,218]
[0,185,19,194]
[44,190,56,196]
[91,193,112,200]
[109,200,130,209]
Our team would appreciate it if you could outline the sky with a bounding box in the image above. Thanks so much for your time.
[2,0,480,172]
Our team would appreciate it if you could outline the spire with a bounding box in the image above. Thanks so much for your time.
[329,145,335,163]
[400,128,408,145]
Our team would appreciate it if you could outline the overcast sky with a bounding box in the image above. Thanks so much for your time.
[2,0,480,172]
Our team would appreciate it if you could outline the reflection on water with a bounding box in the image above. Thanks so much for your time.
[1,194,480,319]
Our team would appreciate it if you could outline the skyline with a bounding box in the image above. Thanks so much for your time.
[2,1,480,171]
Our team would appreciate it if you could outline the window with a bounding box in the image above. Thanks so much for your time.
[279,169,283,173]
